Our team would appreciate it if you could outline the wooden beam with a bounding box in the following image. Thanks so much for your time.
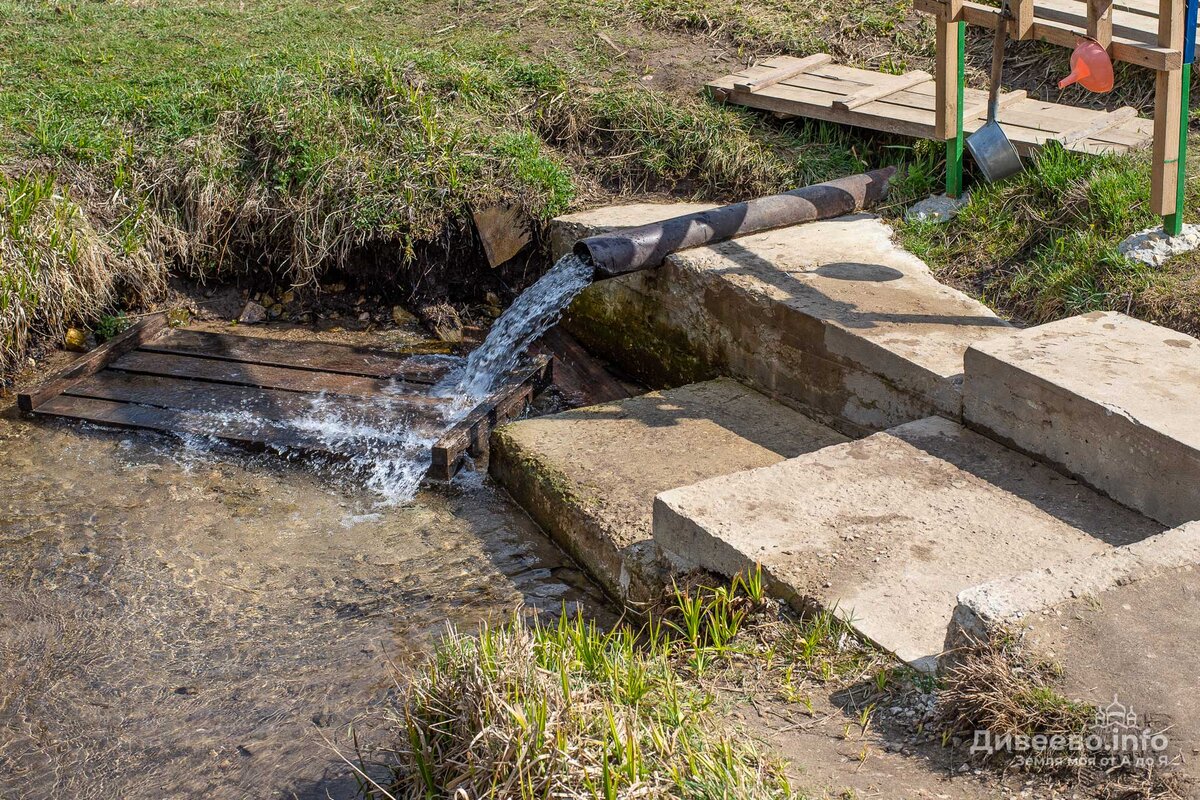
[832,70,933,111]
[935,18,961,139]
[1152,0,1185,215]
[17,313,168,413]
[1088,0,1115,47]
[1056,106,1139,145]
[428,356,553,481]
[916,0,1183,70]
[1012,0,1035,37]
[733,54,832,93]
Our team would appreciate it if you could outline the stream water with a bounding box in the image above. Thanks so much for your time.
[290,253,593,504]
[0,255,603,799]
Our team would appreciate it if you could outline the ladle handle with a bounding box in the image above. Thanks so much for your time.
[988,1,1011,121]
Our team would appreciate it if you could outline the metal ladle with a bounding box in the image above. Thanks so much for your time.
[966,2,1023,182]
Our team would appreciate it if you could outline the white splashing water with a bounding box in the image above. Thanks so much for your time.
[446,253,593,401]
[159,255,594,505]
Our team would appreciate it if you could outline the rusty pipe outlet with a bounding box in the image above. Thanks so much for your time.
[574,167,896,280]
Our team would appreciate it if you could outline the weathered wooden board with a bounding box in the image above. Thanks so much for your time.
[142,328,450,383]
[708,56,1155,156]
[19,316,554,483]
[429,356,553,481]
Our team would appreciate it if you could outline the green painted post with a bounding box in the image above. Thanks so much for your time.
[946,21,966,198]
[1164,62,1191,236]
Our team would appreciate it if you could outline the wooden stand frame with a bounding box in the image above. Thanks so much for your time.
[920,0,1195,229]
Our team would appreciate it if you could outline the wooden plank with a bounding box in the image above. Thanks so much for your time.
[65,370,443,423]
[536,327,635,406]
[832,70,932,111]
[962,89,1029,120]
[142,328,450,384]
[1056,106,1140,144]
[727,79,937,137]
[733,54,832,93]
[31,394,340,455]
[429,356,553,481]
[473,205,531,268]
[109,350,420,398]
[18,313,168,413]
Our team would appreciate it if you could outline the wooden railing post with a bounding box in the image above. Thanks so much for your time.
[935,0,966,197]
[1152,0,1186,228]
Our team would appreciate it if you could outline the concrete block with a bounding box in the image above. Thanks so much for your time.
[488,378,847,602]
[949,521,1200,645]
[653,417,1163,670]
[551,205,1012,432]
[952,522,1200,777]
[964,311,1200,527]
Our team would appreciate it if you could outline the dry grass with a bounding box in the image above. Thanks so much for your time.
[360,570,889,799]
[938,633,1094,748]
[0,170,165,375]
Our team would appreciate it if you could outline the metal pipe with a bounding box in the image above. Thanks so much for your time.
[574,167,896,280]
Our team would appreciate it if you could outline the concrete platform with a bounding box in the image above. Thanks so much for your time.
[653,416,1163,670]
[964,311,1200,527]
[551,205,1012,433]
[952,523,1200,776]
[488,378,848,601]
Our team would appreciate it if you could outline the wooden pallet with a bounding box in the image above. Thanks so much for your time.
[708,56,1155,156]
[17,314,553,483]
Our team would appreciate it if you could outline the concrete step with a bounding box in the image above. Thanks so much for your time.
[488,378,848,602]
[653,416,1163,671]
[964,311,1200,527]
[551,205,1013,434]
[950,522,1200,776]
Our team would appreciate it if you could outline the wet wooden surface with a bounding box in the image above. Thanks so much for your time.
[19,315,553,483]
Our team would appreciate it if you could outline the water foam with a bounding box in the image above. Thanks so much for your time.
[150,254,595,505]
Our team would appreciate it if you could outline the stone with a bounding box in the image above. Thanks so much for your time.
[1118,222,1200,266]
[390,305,418,326]
[237,301,267,324]
[64,328,89,352]
[963,311,1200,526]
[268,303,284,320]
[489,378,848,601]
[905,192,970,224]
[550,205,1012,433]
[419,303,463,343]
[653,416,1162,670]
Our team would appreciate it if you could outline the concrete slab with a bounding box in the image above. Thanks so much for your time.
[653,417,1163,670]
[488,378,848,602]
[957,525,1200,776]
[964,311,1200,527]
[1023,568,1200,778]
[551,205,1012,433]
[950,522,1200,644]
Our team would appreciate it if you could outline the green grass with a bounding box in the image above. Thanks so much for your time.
[0,0,920,376]
[2,0,1198,380]
[362,569,888,798]
[897,143,1200,334]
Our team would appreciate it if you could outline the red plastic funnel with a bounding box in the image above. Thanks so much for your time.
[1058,38,1114,93]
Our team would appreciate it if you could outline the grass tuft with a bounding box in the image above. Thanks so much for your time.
[365,568,887,798]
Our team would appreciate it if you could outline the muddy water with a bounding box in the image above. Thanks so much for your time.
[0,406,608,799]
